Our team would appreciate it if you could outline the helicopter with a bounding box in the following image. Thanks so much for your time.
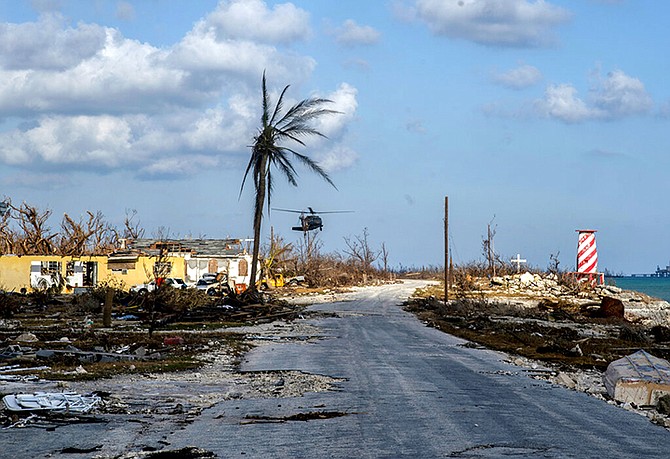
[273,207,353,233]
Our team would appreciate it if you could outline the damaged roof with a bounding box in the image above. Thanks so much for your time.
[127,238,248,257]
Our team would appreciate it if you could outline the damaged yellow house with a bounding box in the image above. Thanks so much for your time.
[0,253,187,294]
[0,238,255,293]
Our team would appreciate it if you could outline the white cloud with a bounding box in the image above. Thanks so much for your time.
[412,0,571,47]
[334,19,381,47]
[534,69,653,123]
[0,2,360,179]
[293,84,360,173]
[170,25,316,82]
[313,83,358,139]
[184,96,256,151]
[0,115,135,167]
[536,84,598,123]
[0,25,192,116]
[0,14,105,71]
[314,145,359,172]
[591,70,653,118]
[492,64,542,89]
[199,0,311,44]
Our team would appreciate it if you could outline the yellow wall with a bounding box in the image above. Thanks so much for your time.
[0,254,187,293]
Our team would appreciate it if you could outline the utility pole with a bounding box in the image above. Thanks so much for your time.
[444,196,449,304]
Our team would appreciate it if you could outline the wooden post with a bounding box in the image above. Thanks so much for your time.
[444,196,449,304]
[103,287,113,328]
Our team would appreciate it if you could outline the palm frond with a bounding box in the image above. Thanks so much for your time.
[261,72,270,128]
[269,85,291,127]
[242,73,341,290]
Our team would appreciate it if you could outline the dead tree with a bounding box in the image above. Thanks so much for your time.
[58,211,116,256]
[296,233,327,285]
[482,218,507,277]
[379,242,390,279]
[343,227,379,283]
[122,208,145,240]
[0,203,18,254]
[13,203,57,255]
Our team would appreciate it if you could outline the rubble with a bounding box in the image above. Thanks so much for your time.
[36,345,161,363]
[480,272,670,327]
[603,350,670,406]
[3,391,101,414]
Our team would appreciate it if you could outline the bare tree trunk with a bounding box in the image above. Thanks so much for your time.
[249,159,267,291]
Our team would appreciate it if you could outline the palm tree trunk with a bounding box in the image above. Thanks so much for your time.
[249,159,267,291]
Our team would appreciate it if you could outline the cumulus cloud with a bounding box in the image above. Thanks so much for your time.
[492,64,542,89]
[411,0,571,48]
[314,145,359,172]
[334,19,381,47]
[0,1,359,180]
[534,69,653,123]
[313,83,358,139]
[0,14,105,71]
[591,70,653,118]
[0,115,136,168]
[536,84,597,123]
[199,0,311,44]
[0,23,193,117]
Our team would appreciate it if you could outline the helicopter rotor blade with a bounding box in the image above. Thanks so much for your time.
[315,210,355,214]
[272,207,354,215]
[272,208,304,214]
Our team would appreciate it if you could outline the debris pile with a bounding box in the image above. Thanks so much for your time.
[457,272,670,327]
[3,391,100,414]
[604,349,670,407]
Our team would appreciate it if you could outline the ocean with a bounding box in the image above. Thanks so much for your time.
[606,276,670,302]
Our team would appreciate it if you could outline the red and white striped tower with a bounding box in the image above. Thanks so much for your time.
[575,229,603,285]
[576,229,598,274]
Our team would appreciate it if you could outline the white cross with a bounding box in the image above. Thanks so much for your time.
[511,254,527,272]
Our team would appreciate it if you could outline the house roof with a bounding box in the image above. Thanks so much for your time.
[127,238,249,257]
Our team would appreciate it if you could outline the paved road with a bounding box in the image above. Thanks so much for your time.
[165,280,670,458]
[4,280,670,458]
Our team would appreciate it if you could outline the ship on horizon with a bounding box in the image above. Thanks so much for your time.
[630,263,670,278]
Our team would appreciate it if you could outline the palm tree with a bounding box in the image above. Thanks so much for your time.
[241,72,338,292]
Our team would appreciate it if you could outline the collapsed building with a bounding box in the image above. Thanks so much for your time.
[0,238,255,293]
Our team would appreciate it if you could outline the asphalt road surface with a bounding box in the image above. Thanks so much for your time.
[168,280,670,458]
[4,280,670,458]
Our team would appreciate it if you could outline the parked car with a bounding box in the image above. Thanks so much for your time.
[195,273,229,296]
[286,275,306,286]
[130,277,187,294]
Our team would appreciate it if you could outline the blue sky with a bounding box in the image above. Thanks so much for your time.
[0,0,668,274]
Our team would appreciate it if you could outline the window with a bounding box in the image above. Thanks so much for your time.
[41,261,61,276]
[153,261,172,278]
